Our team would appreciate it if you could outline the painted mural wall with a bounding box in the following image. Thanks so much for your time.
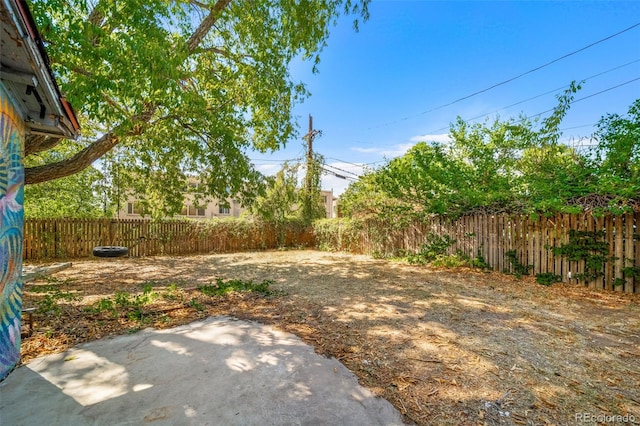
[0,83,25,380]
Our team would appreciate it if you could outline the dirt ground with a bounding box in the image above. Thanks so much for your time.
[21,250,640,425]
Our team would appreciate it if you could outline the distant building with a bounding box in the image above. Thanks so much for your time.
[119,188,337,219]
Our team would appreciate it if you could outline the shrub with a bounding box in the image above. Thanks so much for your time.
[406,233,456,265]
[536,273,562,286]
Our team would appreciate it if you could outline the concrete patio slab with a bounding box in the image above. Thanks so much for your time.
[0,316,405,426]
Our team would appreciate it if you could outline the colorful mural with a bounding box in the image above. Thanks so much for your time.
[0,83,25,380]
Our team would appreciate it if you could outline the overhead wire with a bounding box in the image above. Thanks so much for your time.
[325,157,367,168]
[320,167,357,181]
[529,76,640,119]
[249,157,301,162]
[382,59,640,137]
[368,22,640,130]
[323,163,360,177]
[376,75,640,147]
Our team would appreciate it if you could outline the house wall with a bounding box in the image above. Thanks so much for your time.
[0,83,26,379]
[320,190,336,219]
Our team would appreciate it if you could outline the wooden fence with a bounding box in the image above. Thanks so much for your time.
[23,213,639,293]
[317,212,640,294]
[23,218,314,260]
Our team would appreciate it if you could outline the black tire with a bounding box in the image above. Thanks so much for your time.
[92,246,128,258]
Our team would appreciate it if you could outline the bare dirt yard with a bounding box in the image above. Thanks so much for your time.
[21,250,640,425]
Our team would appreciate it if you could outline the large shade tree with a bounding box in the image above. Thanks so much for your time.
[27,0,369,212]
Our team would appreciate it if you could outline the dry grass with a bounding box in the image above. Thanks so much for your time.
[21,250,640,425]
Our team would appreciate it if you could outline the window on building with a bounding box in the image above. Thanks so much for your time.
[180,205,206,216]
[219,205,230,214]
[322,195,328,204]
[127,202,145,215]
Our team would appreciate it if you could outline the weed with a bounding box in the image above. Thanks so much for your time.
[127,309,144,321]
[536,273,562,286]
[430,254,468,268]
[36,295,60,315]
[506,250,533,279]
[35,288,81,315]
[29,284,62,293]
[613,278,626,287]
[86,298,117,316]
[51,289,81,302]
[622,263,640,280]
[87,287,157,320]
[189,299,205,311]
[198,278,273,296]
[162,283,184,302]
[471,250,490,269]
[114,291,131,308]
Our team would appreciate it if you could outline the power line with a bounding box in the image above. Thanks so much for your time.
[560,123,597,131]
[326,156,387,168]
[323,163,360,177]
[400,76,640,145]
[321,167,357,181]
[368,22,640,130]
[463,58,640,123]
[325,157,366,168]
[530,76,640,119]
[357,58,640,145]
[249,157,301,162]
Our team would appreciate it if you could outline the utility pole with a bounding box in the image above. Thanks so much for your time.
[305,115,314,194]
[303,114,322,223]
[304,114,322,190]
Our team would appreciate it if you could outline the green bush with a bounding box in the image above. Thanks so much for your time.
[536,273,562,286]
[406,233,456,265]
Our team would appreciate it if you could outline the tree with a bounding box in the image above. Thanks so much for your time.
[28,0,369,213]
[339,168,394,218]
[591,98,640,199]
[248,156,325,224]
[518,144,594,213]
[298,149,327,224]
[248,162,300,223]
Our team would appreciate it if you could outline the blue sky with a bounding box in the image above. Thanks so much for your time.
[250,0,640,196]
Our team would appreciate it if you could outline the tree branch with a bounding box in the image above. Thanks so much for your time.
[25,132,119,184]
[25,135,63,156]
[187,0,232,53]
